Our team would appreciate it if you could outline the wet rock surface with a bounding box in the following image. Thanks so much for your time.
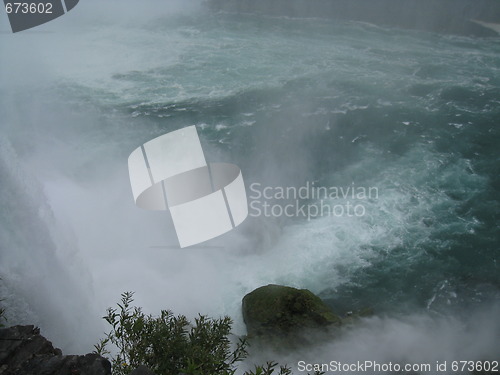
[0,325,111,375]
[242,284,341,339]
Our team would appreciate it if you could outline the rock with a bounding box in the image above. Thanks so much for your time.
[242,284,341,339]
[0,325,61,370]
[0,325,111,375]
[13,353,111,375]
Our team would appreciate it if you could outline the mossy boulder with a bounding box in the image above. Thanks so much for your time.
[242,284,341,338]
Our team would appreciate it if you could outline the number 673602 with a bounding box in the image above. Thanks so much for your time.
[5,2,53,14]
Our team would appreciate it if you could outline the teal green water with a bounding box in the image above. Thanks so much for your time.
[92,13,500,314]
[1,6,499,358]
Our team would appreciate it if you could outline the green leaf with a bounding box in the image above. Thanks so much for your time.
[97,292,291,375]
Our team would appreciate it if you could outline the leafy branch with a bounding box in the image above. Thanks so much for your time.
[96,292,321,375]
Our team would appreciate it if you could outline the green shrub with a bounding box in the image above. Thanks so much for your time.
[96,292,323,375]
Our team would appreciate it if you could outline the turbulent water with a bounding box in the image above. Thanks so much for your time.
[1,0,499,371]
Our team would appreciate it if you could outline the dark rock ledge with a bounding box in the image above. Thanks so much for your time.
[0,325,111,375]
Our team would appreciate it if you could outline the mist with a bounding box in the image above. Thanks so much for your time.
[245,303,500,374]
[0,0,225,353]
[1,0,499,371]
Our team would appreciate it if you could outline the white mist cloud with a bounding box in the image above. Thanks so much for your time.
[245,304,500,374]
